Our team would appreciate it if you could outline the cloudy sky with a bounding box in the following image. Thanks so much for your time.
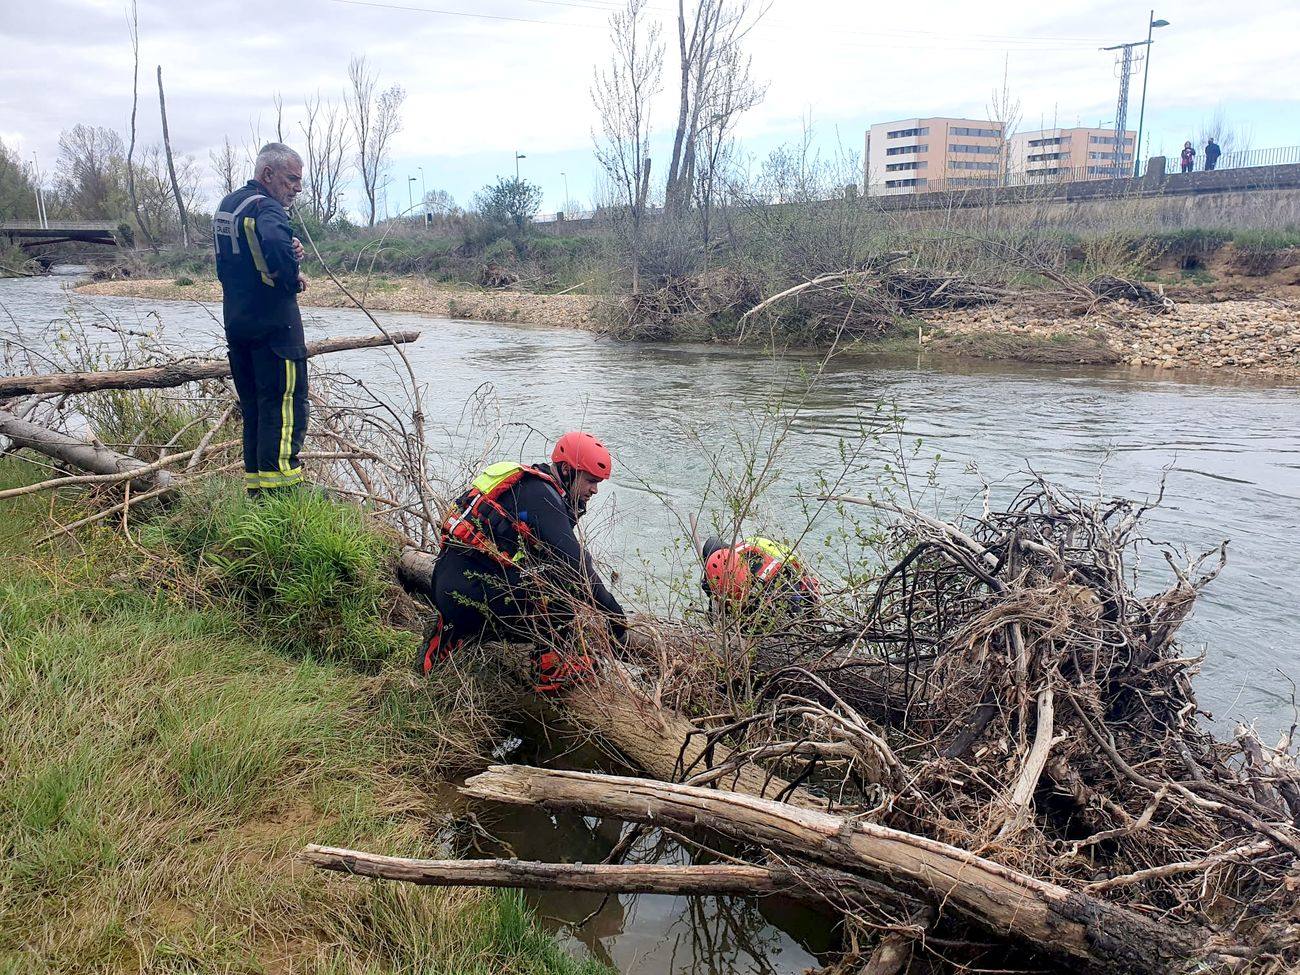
[4,0,1299,217]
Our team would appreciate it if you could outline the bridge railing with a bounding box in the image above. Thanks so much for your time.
[0,220,118,231]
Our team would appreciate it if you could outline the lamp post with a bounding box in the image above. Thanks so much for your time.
[561,170,570,212]
[407,176,416,211]
[31,150,47,228]
[514,151,526,182]
[1133,12,1170,177]
[418,166,427,211]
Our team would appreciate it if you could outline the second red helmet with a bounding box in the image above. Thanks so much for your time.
[705,547,753,601]
[552,431,613,480]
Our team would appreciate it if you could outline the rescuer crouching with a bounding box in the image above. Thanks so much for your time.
[418,432,625,693]
[700,534,821,629]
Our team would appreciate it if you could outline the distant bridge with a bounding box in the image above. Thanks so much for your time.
[0,221,119,248]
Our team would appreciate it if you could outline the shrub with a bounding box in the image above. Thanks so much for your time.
[153,481,409,667]
[482,237,518,265]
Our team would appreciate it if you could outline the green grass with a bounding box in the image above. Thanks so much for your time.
[0,458,608,975]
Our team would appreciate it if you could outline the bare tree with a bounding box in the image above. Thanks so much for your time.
[591,0,664,287]
[663,0,767,215]
[691,38,762,246]
[124,0,154,246]
[134,144,202,239]
[346,55,406,227]
[273,91,285,142]
[209,136,239,196]
[156,65,189,245]
[1197,105,1252,163]
[301,91,352,225]
[986,56,1022,185]
[54,125,128,219]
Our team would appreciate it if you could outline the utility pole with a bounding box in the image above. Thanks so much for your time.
[1133,12,1171,177]
[1100,37,1150,179]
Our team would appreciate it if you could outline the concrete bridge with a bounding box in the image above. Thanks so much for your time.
[0,221,119,248]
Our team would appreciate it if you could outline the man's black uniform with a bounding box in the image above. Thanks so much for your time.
[213,180,308,491]
[427,462,625,664]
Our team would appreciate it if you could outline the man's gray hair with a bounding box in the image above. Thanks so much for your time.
[253,142,302,176]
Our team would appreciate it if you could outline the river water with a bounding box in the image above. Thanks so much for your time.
[4,269,1299,973]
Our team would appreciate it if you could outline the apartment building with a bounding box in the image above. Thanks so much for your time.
[864,117,1004,195]
[1008,127,1136,181]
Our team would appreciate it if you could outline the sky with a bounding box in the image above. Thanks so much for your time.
[3,0,1299,218]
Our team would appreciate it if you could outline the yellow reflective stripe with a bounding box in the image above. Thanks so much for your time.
[279,359,296,475]
[259,469,303,488]
[242,215,275,287]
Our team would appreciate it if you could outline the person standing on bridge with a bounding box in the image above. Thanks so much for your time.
[212,143,310,494]
[1205,138,1222,171]
[1180,141,1196,174]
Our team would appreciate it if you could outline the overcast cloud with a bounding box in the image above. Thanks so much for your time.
[4,0,1298,215]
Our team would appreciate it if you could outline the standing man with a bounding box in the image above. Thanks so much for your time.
[1205,138,1222,171]
[213,143,310,494]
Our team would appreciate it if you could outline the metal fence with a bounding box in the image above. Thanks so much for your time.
[1175,145,1300,174]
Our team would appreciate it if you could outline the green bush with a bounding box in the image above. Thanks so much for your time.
[173,275,194,286]
[482,237,518,264]
[153,481,409,667]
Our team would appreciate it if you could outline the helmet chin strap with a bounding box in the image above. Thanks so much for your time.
[555,462,588,517]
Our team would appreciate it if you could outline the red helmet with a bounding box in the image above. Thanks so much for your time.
[552,431,613,480]
[705,547,753,602]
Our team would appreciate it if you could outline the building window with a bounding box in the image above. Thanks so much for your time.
[945,176,999,186]
[1089,135,1134,145]
[884,177,926,188]
[1027,152,1067,162]
[886,127,930,138]
[951,126,1000,138]
[886,144,925,156]
[949,143,1000,155]
[886,161,926,171]
[950,160,998,171]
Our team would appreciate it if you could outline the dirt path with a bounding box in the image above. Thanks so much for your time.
[76,276,605,330]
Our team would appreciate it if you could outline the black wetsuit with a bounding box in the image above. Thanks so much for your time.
[430,463,625,649]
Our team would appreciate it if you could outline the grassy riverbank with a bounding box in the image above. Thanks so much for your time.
[0,457,609,975]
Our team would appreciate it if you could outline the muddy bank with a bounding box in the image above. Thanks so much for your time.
[76,276,605,330]
[927,297,1300,377]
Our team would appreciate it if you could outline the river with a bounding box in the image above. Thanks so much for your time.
[4,268,1299,973]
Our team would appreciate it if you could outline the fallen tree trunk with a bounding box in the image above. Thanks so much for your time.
[461,765,1223,975]
[0,408,176,492]
[397,548,820,807]
[301,844,909,913]
[0,330,421,398]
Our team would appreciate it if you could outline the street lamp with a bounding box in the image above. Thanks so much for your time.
[561,171,570,212]
[514,151,526,182]
[407,176,416,211]
[1133,12,1171,177]
[418,166,427,211]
